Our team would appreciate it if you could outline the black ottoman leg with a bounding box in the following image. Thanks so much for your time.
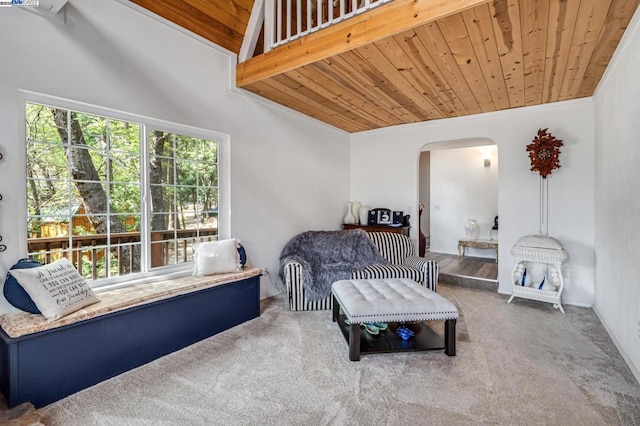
[444,319,456,356]
[332,295,339,322]
[349,323,361,361]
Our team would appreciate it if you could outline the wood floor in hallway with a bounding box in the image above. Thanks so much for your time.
[423,252,498,290]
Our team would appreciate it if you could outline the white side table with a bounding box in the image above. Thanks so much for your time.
[457,238,498,262]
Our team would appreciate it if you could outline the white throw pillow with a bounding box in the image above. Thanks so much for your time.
[9,258,100,321]
[193,239,241,276]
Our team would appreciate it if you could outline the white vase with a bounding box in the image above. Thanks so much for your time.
[464,219,480,239]
[351,201,362,224]
[359,205,371,226]
[343,202,356,224]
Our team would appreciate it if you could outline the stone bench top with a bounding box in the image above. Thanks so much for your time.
[0,267,262,339]
[331,278,458,324]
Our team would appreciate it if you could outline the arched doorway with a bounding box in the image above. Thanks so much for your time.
[418,138,499,290]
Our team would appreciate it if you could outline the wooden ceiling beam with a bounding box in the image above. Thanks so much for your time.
[236,0,493,87]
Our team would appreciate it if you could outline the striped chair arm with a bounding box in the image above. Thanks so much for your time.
[403,256,439,292]
[283,261,332,311]
[284,261,304,311]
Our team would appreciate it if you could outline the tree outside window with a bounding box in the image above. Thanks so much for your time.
[25,102,219,283]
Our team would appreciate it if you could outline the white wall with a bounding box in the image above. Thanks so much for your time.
[351,100,595,306]
[429,145,498,257]
[593,7,640,381]
[0,0,350,312]
[418,151,430,236]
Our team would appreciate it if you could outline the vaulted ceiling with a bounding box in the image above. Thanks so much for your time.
[130,0,255,54]
[132,0,639,133]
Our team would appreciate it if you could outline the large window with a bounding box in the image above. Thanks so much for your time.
[25,102,220,285]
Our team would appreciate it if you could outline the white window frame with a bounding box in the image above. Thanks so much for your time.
[19,91,231,290]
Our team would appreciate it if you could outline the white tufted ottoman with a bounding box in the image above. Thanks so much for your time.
[331,278,458,361]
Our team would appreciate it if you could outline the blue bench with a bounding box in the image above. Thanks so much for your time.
[0,268,261,408]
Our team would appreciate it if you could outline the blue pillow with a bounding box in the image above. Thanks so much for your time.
[3,258,43,314]
[238,244,247,268]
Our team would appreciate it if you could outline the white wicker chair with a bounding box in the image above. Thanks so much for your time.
[284,232,438,311]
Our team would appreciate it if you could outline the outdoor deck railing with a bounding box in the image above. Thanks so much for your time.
[27,228,218,280]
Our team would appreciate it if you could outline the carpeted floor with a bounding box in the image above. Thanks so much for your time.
[38,284,640,425]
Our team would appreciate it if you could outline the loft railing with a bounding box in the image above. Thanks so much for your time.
[264,0,392,51]
[27,228,218,280]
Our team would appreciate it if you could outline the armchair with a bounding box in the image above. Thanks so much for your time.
[284,231,438,311]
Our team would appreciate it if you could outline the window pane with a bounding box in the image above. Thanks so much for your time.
[197,188,218,213]
[112,214,141,233]
[109,243,141,277]
[27,217,43,239]
[66,147,107,182]
[110,151,140,184]
[175,135,197,159]
[148,130,218,270]
[26,103,64,144]
[149,157,174,186]
[151,241,176,267]
[109,120,140,153]
[71,214,103,236]
[174,187,197,230]
[75,246,109,280]
[27,179,70,218]
[151,213,176,233]
[31,214,69,238]
[148,130,172,157]
[200,210,218,231]
[27,143,68,181]
[175,238,196,263]
[197,189,218,232]
[72,113,106,150]
[149,185,175,215]
[71,250,89,279]
[176,159,197,185]
[198,138,217,161]
[199,163,218,187]
[110,184,141,214]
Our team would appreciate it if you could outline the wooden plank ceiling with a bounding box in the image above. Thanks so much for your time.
[130,0,255,54]
[133,0,639,133]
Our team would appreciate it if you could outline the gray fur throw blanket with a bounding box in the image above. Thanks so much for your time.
[279,229,388,301]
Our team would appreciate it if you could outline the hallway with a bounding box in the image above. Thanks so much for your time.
[424,252,498,291]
